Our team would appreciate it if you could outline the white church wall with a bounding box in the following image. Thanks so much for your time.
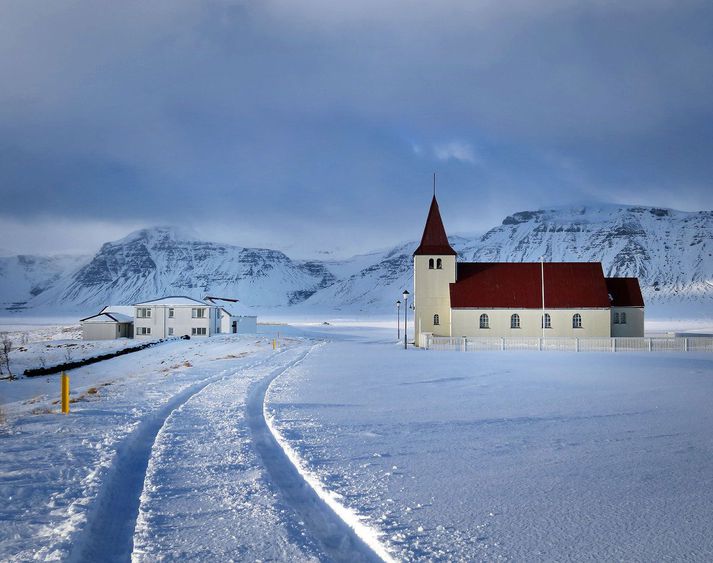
[451,308,612,338]
[611,307,644,337]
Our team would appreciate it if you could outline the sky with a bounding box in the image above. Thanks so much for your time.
[1,0,712,258]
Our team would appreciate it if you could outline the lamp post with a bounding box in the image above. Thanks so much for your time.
[540,256,545,339]
[402,290,410,350]
[396,300,401,340]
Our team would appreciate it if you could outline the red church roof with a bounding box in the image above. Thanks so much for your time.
[450,262,612,309]
[605,277,644,307]
[413,196,457,256]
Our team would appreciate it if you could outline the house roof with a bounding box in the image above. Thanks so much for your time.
[100,305,135,317]
[605,277,645,307]
[413,196,457,256]
[80,312,134,323]
[450,262,612,309]
[133,296,211,306]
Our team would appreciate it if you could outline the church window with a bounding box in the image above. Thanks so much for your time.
[511,314,520,329]
[479,314,489,329]
[436,258,442,269]
[433,314,440,326]
[429,258,435,269]
[620,312,627,324]
[573,313,583,328]
[542,313,551,329]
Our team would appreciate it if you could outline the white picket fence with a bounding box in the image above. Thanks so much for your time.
[424,335,713,353]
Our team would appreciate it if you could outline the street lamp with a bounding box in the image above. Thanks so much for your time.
[402,290,410,350]
[396,300,401,340]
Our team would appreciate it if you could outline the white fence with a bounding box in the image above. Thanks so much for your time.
[424,335,713,353]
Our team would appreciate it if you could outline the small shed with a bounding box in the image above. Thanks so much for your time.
[80,311,134,340]
[205,296,258,334]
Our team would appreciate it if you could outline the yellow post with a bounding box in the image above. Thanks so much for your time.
[61,372,70,414]
[272,338,276,350]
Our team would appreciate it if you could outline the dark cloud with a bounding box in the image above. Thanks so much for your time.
[0,0,711,256]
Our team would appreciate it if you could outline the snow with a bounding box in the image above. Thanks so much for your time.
[1,332,329,561]
[100,305,135,317]
[0,324,144,385]
[1,318,713,561]
[134,296,208,306]
[266,324,713,561]
[81,312,133,323]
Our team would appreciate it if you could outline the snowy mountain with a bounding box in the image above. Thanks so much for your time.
[301,205,713,312]
[18,227,335,312]
[1,205,711,315]
[0,254,90,311]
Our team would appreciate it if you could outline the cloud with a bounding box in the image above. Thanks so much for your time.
[0,0,711,256]
[433,142,480,165]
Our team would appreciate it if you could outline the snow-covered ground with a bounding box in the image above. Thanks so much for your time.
[1,319,713,561]
[267,324,713,561]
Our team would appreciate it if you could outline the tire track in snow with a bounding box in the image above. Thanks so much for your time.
[67,351,290,563]
[248,344,393,563]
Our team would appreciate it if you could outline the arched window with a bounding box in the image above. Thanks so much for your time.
[573,313,582,328]
[479,313,489,329]
[433,314,440,326]
[542,313,551,329]
[620,311,627,324]
[428,258,434,269]
[511,313,520,329]
[436,258,443,269]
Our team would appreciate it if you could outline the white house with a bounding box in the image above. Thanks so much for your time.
[412,196,645,346]
[133,296,221,338]
[81,297,258,340]
[80,306,134,340]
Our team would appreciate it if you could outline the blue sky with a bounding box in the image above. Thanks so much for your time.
[1,1,712,257]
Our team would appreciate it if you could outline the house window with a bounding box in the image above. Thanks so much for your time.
[479,313,489,329]
[136,307,151,318]
[542,313,551,329]
[192,327,207,336]
[511,313,520,329]
[168,308,174,318]
[436,258,442,269]
[192,308,206,319]
[573,313,583,328]
[613,312,619,324]
[433,314,440,326]
[137,327,151,335]
[620,311,627,324]
[168,327,174,336]
[429,258,435,269]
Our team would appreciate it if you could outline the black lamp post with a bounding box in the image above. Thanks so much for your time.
[396,300,401,340]
[402,290,410,349]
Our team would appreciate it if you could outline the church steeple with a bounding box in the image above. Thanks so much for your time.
[413,195,457,256]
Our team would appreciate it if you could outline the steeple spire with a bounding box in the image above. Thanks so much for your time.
[413,194,457,256]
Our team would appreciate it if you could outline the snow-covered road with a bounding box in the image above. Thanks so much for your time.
[2,335,363,561]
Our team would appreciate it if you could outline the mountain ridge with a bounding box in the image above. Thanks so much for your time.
[1,204,711,315]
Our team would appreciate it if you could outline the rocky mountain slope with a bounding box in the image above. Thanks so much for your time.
[1,205,711,315]
[0,254,89,311]
[17,227,335,312]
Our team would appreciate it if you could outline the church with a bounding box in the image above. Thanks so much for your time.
[412,196,645,346]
